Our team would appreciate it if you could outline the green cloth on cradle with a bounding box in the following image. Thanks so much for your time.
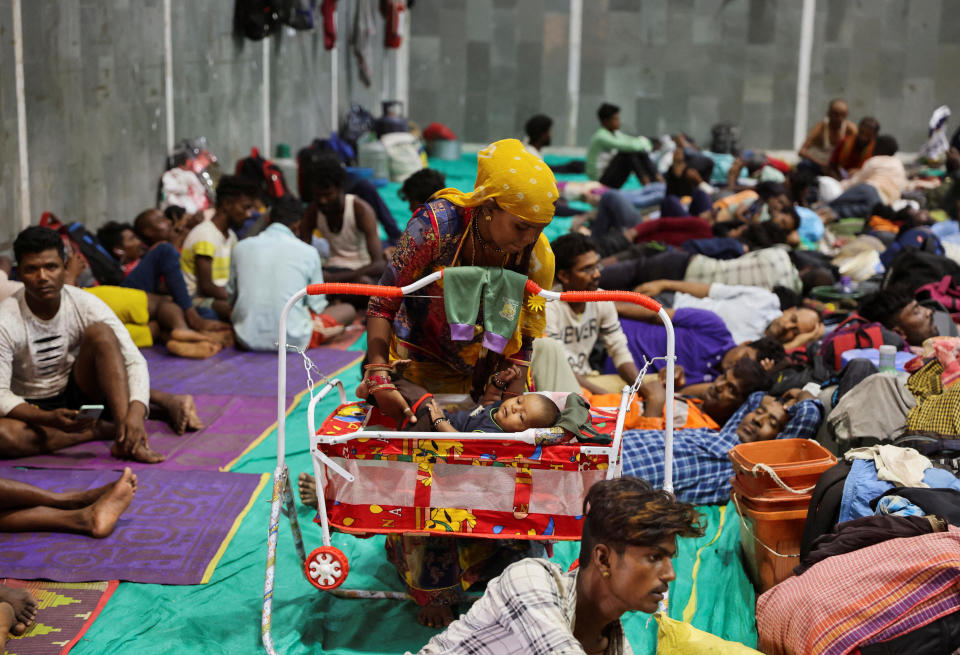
[444,266,528,353]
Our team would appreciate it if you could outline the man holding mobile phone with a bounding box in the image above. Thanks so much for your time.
[0,227,198,462]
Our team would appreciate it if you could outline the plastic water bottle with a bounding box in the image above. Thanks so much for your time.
[878,345,897,374]
[836,275,856,295]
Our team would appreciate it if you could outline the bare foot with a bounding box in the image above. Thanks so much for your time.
[417,604,456,629]
[111,440,165,463]
[199,318,231,332]
[298,473,318,510]
[0,584,37,634]
[0,602,14,651]
[164,394,203,435]
[166,339,221,359]
[313,323,346,344]
[169,328,210,343]
[199,330,234,349]
[85,467,137,538]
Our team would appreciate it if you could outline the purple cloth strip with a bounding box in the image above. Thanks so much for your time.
[0,467,264,584]
[8,394,275,472]
[481,331,509,353]
[142,346,362,397]
[449,324,475,341]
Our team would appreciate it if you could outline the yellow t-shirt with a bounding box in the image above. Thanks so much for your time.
[180,219,237,297]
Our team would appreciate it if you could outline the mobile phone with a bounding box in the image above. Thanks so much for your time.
[77,404,104,421]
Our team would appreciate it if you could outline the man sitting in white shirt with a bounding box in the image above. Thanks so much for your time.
[546,234,640,395]
[227,195,356,351]
[0,227,200,462]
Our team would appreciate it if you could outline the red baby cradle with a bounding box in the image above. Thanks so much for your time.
[260,269,678,655]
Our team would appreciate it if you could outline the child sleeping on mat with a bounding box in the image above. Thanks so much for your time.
[358,363,590,435]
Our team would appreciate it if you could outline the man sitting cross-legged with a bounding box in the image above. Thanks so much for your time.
[179,175,258,321]
[0,227,201,463]
[299,152,386,297]
[227,195,356,351]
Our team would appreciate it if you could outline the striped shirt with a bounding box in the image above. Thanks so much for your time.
[684,246,801,293]
[414,558,631,655]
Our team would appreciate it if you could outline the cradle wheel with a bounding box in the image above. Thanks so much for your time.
[305,546,349,590]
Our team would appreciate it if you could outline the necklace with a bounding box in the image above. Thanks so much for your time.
[472,212,505,254]
[469,218,509,268]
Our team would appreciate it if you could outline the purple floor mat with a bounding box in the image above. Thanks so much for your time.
[0,467,266,584]
[142,346,362,397]
[7,347,362,471]
[8,394,275,472]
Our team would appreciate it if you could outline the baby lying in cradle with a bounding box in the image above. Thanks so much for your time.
[359,364,567,434]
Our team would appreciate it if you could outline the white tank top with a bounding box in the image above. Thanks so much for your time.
[315,194,372,269]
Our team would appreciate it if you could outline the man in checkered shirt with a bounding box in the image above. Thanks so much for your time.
[621,390,824,505]
[412,478,704,655]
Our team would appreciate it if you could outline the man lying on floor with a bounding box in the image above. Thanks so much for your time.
[621,389,824,505]
[0,227,201,463]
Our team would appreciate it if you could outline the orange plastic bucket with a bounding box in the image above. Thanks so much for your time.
[729,439,836,498]
[732,492,806,593]
[730,477,811,512]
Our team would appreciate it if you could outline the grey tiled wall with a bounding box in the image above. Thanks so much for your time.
[409,0,960,154]
[2,0,958,246]
[0,0,20,247]
[0,1,351,242]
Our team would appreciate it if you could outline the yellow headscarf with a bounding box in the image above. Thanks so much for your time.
[431,138,559,225]
[429,139,557,362]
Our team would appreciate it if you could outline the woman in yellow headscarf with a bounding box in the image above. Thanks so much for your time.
[363,138,558,626]
[366,138,558,411]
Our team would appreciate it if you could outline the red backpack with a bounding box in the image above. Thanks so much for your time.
[916,275,960,321]
[235,147,289,203]
[817,314,892,370]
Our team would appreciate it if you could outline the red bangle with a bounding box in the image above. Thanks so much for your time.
[364,373,392,387]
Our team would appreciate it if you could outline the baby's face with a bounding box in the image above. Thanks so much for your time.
[495,395,554,432]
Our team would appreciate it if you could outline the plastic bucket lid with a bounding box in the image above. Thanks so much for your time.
[730,477,811,511]
[729,439,836,475]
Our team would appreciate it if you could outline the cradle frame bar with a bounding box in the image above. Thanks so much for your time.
[262,270,675,655]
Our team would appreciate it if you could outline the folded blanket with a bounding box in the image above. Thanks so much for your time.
[756,528,960,655]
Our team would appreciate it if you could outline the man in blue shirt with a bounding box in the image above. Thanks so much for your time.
[620,390,824,505]
[227,195,356,351]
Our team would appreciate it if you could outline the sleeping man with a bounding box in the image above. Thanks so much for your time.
[620,389,824,505]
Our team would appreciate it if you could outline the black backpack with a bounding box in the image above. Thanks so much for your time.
[891,433,960,477]
[709,122,740,154]
[39,212,124,286]
[235,147,290,205]
[234,0,285,40]
[339,103,376,151]
[882,248,960,295]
